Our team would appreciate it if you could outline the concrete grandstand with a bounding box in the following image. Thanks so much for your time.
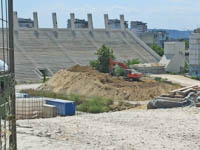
[0,12,160,82]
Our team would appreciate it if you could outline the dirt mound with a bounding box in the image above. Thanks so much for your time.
[40,65,180,101]
[67,64,94,73]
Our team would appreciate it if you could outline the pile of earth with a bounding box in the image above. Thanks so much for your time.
[40,65,180,101]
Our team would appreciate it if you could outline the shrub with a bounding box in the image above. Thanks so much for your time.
[88,105,102,113]
[90,45,115,73]
[114,66,125,77]
[191,76,199,80]
[150,44,164,56]
[77,97,113,113]
[125,59,140,68]
[68,94,85,105]
[76,103,89,112]
[154,77,162,82]
[154,77,169,83]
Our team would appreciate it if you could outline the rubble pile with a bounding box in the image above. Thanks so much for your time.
[148,85,200,109]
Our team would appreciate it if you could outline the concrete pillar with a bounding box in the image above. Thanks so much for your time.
[52,12,58,29]
[13,11,19,30]
[87,14,93,30]
[104,14,109,30]
[33,12,39,29]
[70,13,75,30]
[120,14,125,30]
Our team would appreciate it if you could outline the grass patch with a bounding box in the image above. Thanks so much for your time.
[21,89,141,113]
[167,72,177,75]
[21,89,115,113]
[154,77,168,82]
[77,97,113,113]
[190,76,199,80]
[154,77,179,85]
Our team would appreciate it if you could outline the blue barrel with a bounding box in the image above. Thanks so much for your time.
[45,99,76,116]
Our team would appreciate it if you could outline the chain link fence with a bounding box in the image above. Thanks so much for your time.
[0,0,16,149]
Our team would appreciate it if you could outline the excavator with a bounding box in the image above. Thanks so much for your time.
[109,58,142,81]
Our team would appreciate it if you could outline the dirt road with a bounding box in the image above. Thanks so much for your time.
[151,74,200,87]
[17,107,200,150]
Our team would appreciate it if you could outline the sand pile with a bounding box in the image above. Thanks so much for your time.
[40,65,180,101]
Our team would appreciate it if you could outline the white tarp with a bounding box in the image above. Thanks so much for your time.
[0,59,8,71]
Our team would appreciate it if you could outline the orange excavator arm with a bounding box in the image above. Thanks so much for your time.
[109,58,142,80]
[109,58,129,73]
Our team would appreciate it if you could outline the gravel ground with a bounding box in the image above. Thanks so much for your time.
[17,107,200,150]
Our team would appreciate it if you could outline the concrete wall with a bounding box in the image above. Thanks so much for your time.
[140,32,155,45]
[164,42,185,55]
[166,54,185,73]
[160,42,185,73]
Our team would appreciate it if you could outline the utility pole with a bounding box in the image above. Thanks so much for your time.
[8,0,17,149]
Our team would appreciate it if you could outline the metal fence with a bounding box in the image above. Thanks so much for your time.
[0,0,17,149]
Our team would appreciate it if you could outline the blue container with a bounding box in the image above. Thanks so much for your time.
[46,99,76,116]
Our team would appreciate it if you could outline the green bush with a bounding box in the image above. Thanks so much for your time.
[68,94,84,105]
[76,103,89,112]
[150,44,164,56]
[191,76,199,80]
[179,39,189,50]
[114,66,125,77]
[77,97,113,113]
[90,45,115,73]
[167,72,177,75]
[184,61,189,73]
[154,77,168,82]
[88,105,102,113]
[125,59,140,68]
[154,77,162,82]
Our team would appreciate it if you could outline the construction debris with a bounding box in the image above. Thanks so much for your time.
[148,85,200,109]
[43,104,57,118]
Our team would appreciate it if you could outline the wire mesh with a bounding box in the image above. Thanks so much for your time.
[16,97,45,120]
[15,97,59,120]
[0,0,16,149]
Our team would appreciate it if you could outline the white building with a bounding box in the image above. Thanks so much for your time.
[67,19,88,28]
[18,18,34,28]
[189,29,200,77]
[130,21,147,37]
[108,19,128,29]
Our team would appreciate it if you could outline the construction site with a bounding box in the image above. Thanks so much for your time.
[0,0,200,150]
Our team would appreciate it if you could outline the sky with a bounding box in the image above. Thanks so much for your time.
[14,0,200,30]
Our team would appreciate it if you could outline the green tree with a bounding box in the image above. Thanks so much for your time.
[150,44,164,56]
[179,39,189,50]
[40,70,47,83]
[90,45,115,73]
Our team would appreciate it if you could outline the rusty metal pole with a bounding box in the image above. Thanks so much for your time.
[8,0,17,149]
